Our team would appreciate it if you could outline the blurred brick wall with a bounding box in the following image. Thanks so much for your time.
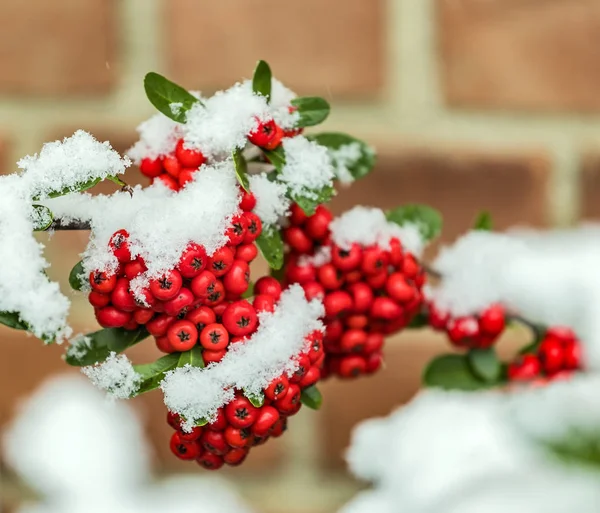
[2,0,600,512]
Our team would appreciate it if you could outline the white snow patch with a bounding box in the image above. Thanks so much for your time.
[161,285,324,430]
[82,352,141,400]
[329,142,363,184]
[127,113,181,164]
[298,245,332,267]
[249,173,290,226]
[330,206,424,257]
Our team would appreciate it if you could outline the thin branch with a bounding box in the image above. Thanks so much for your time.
[46,219,91,231]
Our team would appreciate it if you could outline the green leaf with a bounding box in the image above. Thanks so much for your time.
[291,97,331,127]
[0,311,28,331]
[133,353,179,395]
[540,430,600,469]
[256,227,284,270]
[106,175,128,188]
[31,204,54,231]
[386,204,443,242]
[252,60,272,102]
[292,184,335,217]
[308,132,376,181]
[300,385,323,410]
[407,311,429,329]
[65,327,149,367]
[467,347,501,383]
[423,354,489,391]
[195,418,209,427]
[40,176,103,200]
[144,72,201,123]
[245,390,265,408]
[474,211,493,231]
[176,346,205,368]
[241,282,255,299]
[263,146,286,173]
[232,148,250,191]
[69,261,86,291]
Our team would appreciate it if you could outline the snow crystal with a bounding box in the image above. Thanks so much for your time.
[161,285,324,430]
[82,352,141,400]
[0,131,130,341]
[269,78,299,129]
[329,206,425,257]
[45,162,241,290]
[329,142,363,184]
[278,136,335,200]
[127,113,181,164]
[249,173,290,226]
[183,81,270,158]
[65,334,93,361]
[297,245,332,267]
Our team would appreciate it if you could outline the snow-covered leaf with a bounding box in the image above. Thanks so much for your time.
[31,204,54,231]
[291,97,330,127]
[252,60,272,103]
[300,385,323,410]
[263,146,286,173]
[467,347,502,383]
[291,184,335,216]
[0,311,28,330]
[69,260,86,291]
[256,227,284,270]
[133,353,180,395]
[144,72,201,123]
[309,132,376,182]
[232,148,250,191]
[43,176,103,199]
[245,390,265,408]
[423,354,489,391]
[387,204,442,242]
[65,327,149,367]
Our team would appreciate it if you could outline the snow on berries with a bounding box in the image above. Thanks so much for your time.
[283,205,426,379]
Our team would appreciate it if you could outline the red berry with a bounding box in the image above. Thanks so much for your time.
[167,320,198,352]
[301,281,325,301]
[339,355,367,379]
[275,383,301,413]
[223,260,250,295]
[243,212,262,243]
[175,139,205,168]
[153,173,179,191]
[253,294,276,313]
[236,243,258,262]
[479,304,506,336]
[95,306,131,328]
[318,264,345,290]
[88,291,110,308]
[167,411,181,430]
[365,352,383,374]
[139,157,163,178]
[361,247,389,275]
[563,339,581,370]
[287,261,316,284]
[178,168,197,188]
[203,349,227,364]
[251,406,280,436]
[370,297,403,321]
[340,329,368,353]
[240,190,257,212]
[185,306,216,333]
[222,301,258,337]
[270,417,288,438]
[146,314,175,337]
[204,280,225,307]
[385,273,415,303]
[133,308,154,325]
[446,316,480,347]
[290,204,308,225]
[177,243,207,279]
[124,258,147,281]
[248,118,277,147]
[201,430,228,455]
[304,206,332,241]
[150,270,183,301]
[508,354,541,382]
[191,270,218,299]
[225,396,259,429]
[538,337,565,375]
[284,226,313,254]
[263,124,283,151]
[389,238,403,267]
[170,433,200,460]
[428,304,449,330]
[163,155,181,178]
[323,290,353,318]
[366,271,388,290]
[348,282,374,313]
[363,333,384,354]
[163,287,195,317]
[325,318,344,343]
[331,244,362,272]
[208,246,235,277]
[224,426,252,448]
[109,230,131,263]
[254,276,282,299]
[264,375,289,401]
[197,452,224,470]
[111,278,137,312]
[199,323,229,351]
[207,408,227,431]
[223,447,249,466]
[290,354,311,383]
[298,365,320,388]
[155,335,174,353]
[179,426,203,442]
[402,254,420,279]
[306,331,324,363]
[89,271,117,294]
[226,214,248,246]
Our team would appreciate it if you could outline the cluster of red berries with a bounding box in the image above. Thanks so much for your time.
[428,303,506,350]
[167,329,324,469]
[282,204,426,379]
[507,326,582,385]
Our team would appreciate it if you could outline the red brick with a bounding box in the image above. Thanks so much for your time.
[437,0,600,111]
[165,0,385,98]
[319,327,530,469]
[0,0,117,95]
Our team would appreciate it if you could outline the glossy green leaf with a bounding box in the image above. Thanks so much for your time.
[292,184,335,217]
[107,175,128,188]
[144,72,201,123]
[300,385,323,410]
[245,390,265,408]
[474,211,493,231]
[177,346,205,368]
[241,282,255,299]
[386,204,443,242]
[263,146,286,173]
[31,204,54,231]
[308,132,376,181]
[423,354,489,391]
[467,347,502,383]
[291,97,330,127]
[232,148,250,191]
[69,261,86,291]
[133,353,179,395]
[256,228,284,270]
[252,60,272,102]
[40,176,102,199]
[0,311,28,331]
[195,418,209,427]
[65,327,149,367]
